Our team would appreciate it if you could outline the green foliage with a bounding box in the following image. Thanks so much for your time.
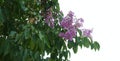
[0,0,100,61]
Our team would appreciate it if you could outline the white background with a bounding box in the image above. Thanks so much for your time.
[59,0,120,61]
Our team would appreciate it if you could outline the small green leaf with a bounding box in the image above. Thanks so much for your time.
[75,37,82,48]
[0,9,4,22]
[29,40,35,50]
[73,44,78,53]
[67,41,74,49]
[9,31,16,37]
[3,41,9,56]
[77,29,82,36]
[19,1,28,12]
[64,51,68,60]
[93,41,100,51]
[24,29,30,39]
[34,51,39,60]
[38,31,44,40]
[78,41,83,48]
[82,37,91,48]
[67,50,71,58]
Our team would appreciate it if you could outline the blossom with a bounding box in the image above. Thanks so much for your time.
[64,31,73,41]
[59,32,65,37]
[82,29,92,38]
[59,29,77,41]
[60,11,74,29]
[67,11,74,17]
[59,11,81,41]
[59,11,91,41]
[74,18,84,28]
[45,9,54,28]
[59,25,77,41]
[60,16,73,29]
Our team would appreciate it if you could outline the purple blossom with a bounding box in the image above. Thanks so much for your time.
[67,11,74,17]
[59,11,91,41]
[74,18,84,28]
[45,9,54,28]
[82,29,92,37]
[59,32,65,37]
[68,28,77,37]
[60,16,72,29]
[64,31,73,41]
[59,30,76,41]
[64,29,76,41]
[79,18,84,22]
[59,11,80,41]
[60,11,74,29]
[60,16,73,29]
[59,26,77,41]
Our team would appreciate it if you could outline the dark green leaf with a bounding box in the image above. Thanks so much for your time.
[67,41,74,49]
[29,40,35,50]
[82,37,91,48]
[73,44,78,53]
[77,29,82,36]
[24,29,30,39]
[9,31,16,37]
[93,41,100,51]
[75,37,82,48]
[0,9,4,22]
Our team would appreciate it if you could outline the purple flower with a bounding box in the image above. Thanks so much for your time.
[59,26,77,41]
[64,31,73,41]
[82,29,92,37]
[60,16,73,29]
[59,11,91,41]
[79,18,84,22]
[60,11,75,29]
[45,9,54,28]
[74,18,84,28]
[59,11,80,41]
[68,28,77,37]
[67,11,74,17]
[59,32,65,37]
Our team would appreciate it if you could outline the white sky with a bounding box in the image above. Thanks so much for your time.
[59,0,120,61]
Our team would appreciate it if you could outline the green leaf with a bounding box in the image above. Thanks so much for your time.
[19,0,28,12]
[29,40,35,50]
[77,29,82,36]
[0,9,4,23]
[64,51,68,60]
[38,31,44,40]
[82,37,91,48]
[34,51,40,60]
[93,41,100,51]
[0,0,4,5]
[3,40,10,56]
[55,3,60,11]
[9,31,16,37]
[73,44,78,53]
[24,29,30,39]
[75,36,83,48]
[78,41,83,48]
[67,41,74,49]
[23,49,28,61]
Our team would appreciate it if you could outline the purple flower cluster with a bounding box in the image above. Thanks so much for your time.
[60,11,74,29]
[82,29,92,38]
[59,11,84,41]
[59,26,77,41]
[45,9,54,28]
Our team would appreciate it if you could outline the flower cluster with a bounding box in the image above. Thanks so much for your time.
[45,8,54,28]
[82,29,92,38]
[59,11,84,41]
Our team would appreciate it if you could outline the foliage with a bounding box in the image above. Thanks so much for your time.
[0,0,100,61]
